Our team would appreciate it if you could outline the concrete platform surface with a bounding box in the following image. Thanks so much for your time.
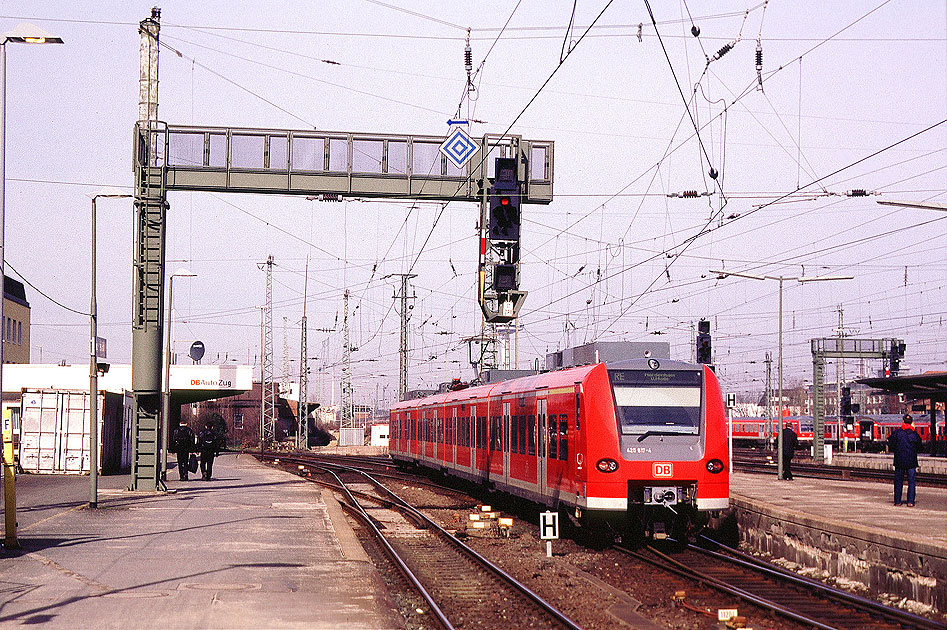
[731,471,947,551]
[0,453,404,629]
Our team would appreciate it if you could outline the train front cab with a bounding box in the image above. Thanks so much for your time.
[581,359,729,541]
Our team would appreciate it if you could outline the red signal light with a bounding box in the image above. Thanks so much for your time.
[500,196,510,206]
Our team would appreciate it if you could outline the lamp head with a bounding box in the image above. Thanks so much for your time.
[3,23,63,45]
[89,187,132,200]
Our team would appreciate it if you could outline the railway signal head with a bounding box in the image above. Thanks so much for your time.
[841,386,852,416]
[696,326,712,364]
[488,185,521,241]
[493,263,517,291]
[889,340,905,376]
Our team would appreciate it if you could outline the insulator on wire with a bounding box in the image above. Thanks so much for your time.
[756,45,763,69]
[712,43,732,61]
[668,190,709,198]
[691,25,700,37]
[847,189,869,197]
[464,44,473,73]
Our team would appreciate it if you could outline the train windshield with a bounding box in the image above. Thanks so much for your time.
[609,369,702,436]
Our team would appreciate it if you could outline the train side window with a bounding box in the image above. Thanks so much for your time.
[548,416,558,459]
[559,414,569,461]
[519,415,527,454]
[528,414,536,456]
[511,414,520,455]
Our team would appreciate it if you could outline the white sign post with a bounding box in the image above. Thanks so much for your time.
[539,510,559,558]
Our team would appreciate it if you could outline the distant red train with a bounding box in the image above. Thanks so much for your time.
[389,358,729,541]
[731,415,946,451]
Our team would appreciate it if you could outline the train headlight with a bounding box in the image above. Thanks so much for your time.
[706,458,724,474]
[596,458,619,473]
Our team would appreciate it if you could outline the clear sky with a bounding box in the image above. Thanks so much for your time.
[2,1,945,407]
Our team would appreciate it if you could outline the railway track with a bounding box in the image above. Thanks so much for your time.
[263,453,582,630]
[617,537,944,630]
[733,453,947,487]
[265,452,945,629]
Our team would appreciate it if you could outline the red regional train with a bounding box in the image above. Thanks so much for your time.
[389,358,729,541]
[731,415,946,451]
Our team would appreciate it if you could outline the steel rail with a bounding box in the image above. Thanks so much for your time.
[261,453,583,630]
[317,466,454,630]
[617,544,844,630]
[331,461,584,630]
[695,535,945,630]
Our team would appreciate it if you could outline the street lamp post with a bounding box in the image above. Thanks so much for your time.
[89,190,131,508]
[0,23,62,499]
[711,269,852,479]
[162,269,196,481]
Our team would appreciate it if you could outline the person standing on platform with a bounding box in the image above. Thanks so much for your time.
[197,421,220,481]
[781,425,798,480]
[888,414,922,506]
[171,419,196,481]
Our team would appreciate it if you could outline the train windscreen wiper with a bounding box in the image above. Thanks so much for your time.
[636,430,686,442]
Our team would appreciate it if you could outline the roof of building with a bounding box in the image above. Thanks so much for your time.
[3,275,29,308]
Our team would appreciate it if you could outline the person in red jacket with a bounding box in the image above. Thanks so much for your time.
[888,414,922,506]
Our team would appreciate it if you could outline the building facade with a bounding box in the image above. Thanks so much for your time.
[180,381,295,449]
[3,275,29,364]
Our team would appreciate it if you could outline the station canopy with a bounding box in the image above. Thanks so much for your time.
[858,372,947,402]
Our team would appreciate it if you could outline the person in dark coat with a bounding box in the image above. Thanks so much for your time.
[781,425,798,480]
[197,421,220,481]
[171,420,196,481]
[888,414,922,506]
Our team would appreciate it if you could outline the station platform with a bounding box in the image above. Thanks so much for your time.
[0,453,403,629]
[729,470,947,614]
[829,451,947,475]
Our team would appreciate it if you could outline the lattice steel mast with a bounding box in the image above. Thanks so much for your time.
[340,290,353,429]
[296,258,310,449]
[386,274,416,400]
[260,255,276,444]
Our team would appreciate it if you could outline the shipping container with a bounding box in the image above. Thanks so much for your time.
[19,389,133,474]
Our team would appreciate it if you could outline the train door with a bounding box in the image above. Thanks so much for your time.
[503,402,511,486]
[537,398,548,498]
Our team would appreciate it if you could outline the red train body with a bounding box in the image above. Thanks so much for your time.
[731,415,945,451]
[389,358,729,539]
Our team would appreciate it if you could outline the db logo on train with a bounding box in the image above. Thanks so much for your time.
[652,462,673,478]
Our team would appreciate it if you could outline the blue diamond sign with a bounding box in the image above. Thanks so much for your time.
[439,127,479,170]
